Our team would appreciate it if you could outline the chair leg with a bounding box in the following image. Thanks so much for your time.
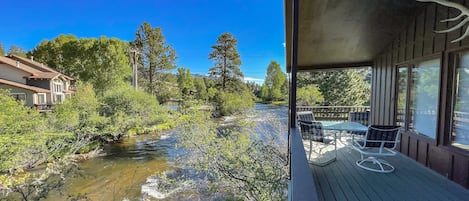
[356,156,395,173]
[309,139,312,161]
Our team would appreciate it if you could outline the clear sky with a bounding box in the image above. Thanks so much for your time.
[1,0,286,84]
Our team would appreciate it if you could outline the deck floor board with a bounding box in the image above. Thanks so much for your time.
[307,138,469,201]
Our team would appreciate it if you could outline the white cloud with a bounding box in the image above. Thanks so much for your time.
[244,77,264,84]
[282,42,286,48]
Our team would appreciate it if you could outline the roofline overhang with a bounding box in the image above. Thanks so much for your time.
[296,61,373,72]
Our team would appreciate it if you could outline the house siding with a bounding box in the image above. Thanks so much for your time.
[0,64,29,84]
[371,1,469,189]
[0,85,36,106]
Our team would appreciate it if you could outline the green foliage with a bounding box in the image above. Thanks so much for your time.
[174,110,288,200]
[0,43,5,56]
[262,61,286,101]
[133,22,178,100]
[28,34,132,97]
[194,77,208,101]
[8,45,27,57]
[176,67,195,98]
[0,90,45,135]
[85,37,131,96]
[101,85,168,132]
[217,90,255,116]
[49,83,99,133]
[298,68,370,106]
[208,32,243,92]
[296,85,324,106]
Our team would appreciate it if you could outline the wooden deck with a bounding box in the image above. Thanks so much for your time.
[308,139,469,201]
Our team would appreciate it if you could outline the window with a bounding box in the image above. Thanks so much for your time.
[36,93,46,105]
[452,51,469,149]
[10,93,26,102]
[396,66,408,127]
[395,58,441,139]
[409,59,441,139]
[54,94,64,103]
[54,80,63,93]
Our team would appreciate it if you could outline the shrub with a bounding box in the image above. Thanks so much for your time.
[217,90,255,116]
[101,86,168,132]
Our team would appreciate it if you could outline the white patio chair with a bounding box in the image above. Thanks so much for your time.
[297,111,336,166]
[352,125,401,173]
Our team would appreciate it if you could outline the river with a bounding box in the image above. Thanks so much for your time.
[46,104,287,201]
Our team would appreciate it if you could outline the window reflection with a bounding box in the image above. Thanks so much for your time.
[409,59,440,139]
[453,52,469,149]
[396,67,408,127]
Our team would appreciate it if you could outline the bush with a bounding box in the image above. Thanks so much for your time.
[101,86,169,132]
[0,89,46,135]
[217,90,255,116]
[296,85,324,106]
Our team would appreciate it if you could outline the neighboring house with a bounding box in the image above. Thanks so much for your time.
[0,55,74,110]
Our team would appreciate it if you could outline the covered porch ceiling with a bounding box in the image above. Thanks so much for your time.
[285,0,423,72]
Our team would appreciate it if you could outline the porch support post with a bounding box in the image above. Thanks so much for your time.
[289,0,299,129]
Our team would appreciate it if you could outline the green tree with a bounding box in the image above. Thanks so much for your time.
[27,34,79,75]
[85,37,131,96]
[194,77,208,101]
[260,84,269,101]
[176,67,195,97]
[208,32,243,92]
[8,45,27,57]
[0,43,5,56]
[262,61,286,101]
[296,85,324,106]
[298,69,370,106]
[133,22,177,98]
[28,35,132,96]
[0,90,45,135]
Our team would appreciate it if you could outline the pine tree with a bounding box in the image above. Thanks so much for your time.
[208,32,243,92]
[133,22,177,96]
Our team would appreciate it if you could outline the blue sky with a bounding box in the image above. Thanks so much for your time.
[1,0,286,84]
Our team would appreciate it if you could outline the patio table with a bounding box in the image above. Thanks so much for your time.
[310,121,368,166]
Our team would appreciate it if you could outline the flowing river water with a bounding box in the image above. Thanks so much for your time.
[45,104,287,201]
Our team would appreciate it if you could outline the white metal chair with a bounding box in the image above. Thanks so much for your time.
[297,111,336,166]
[352,125,401,173]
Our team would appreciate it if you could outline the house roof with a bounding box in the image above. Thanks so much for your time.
[28,72,61,80]
[7,55,74,80]
[0,78,49,93]
[284,0,422,72]
[0,56,73,80]
[0,56,43,75]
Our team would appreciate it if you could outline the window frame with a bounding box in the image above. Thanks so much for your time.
[394,54,443,145]
[395,64,411,131]
[10,93,27,102]
[36,93,47,105]
[448,49,469,152]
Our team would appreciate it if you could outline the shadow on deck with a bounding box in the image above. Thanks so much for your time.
[305,136,469,201]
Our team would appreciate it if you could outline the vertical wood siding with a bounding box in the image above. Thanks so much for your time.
[370,1,469,189]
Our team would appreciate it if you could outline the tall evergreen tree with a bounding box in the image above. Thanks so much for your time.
[132,22,177,97]
[208,32,243,92]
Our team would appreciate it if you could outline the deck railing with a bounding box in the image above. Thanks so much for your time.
[297,106,370,123]
[288,126,319,201]
[34,104,54,111]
